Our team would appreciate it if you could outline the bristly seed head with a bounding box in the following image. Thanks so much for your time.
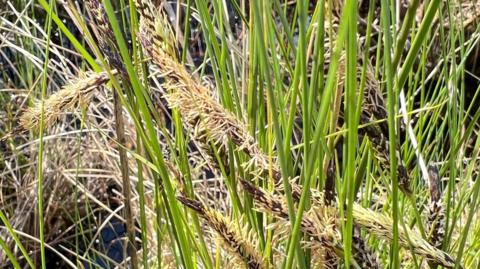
[18,71,114,133]
[177,195,266,269]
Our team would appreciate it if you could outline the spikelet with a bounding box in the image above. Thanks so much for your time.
[85,0,127,77]
[312,251,339,269]
[324,161,336,206]
[249,179,458,268]
[176,196,266,269]
[240,180,343,255]
[19,71,113,132]
[134,3,457,268]
[275,180,382,268]
[317,183,454,268]
[305,204,343,268]
[290,178,382,268]
[337,55,411,195]
[352,203,456,268]
[244,180,381,268]
[426,165,445,249]
[352,228,382,269]
[85,0,116,48]
[134,0,178,59]
[362,123,412,195]
[134,1,279,182]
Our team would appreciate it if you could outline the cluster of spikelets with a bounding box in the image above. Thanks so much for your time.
[177,196,266,269]
[133,2,457,268]
[13,0,459,268]
[18,71,114,133]
[135,0,278,181]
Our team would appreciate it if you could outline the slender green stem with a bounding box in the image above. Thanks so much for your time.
[36,0,56,267]
[343,0,358,266]
[380,0,400,267]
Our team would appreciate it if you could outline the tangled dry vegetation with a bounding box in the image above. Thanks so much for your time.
[1,0,480,268]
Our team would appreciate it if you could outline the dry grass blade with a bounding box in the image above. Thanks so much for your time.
[177,196,266,269]
[18,70,114,133]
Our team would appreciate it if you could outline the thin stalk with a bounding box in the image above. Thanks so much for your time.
[0,236,21,269]
[396,0,442,91]
[392,0,421,68]
[343,0,358,266]
[36,0,56,267]
[0,210,35,268]
[135,138,149,268]
[112,87,139,268]
[380,0,400,267]
[103,0,195,267]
